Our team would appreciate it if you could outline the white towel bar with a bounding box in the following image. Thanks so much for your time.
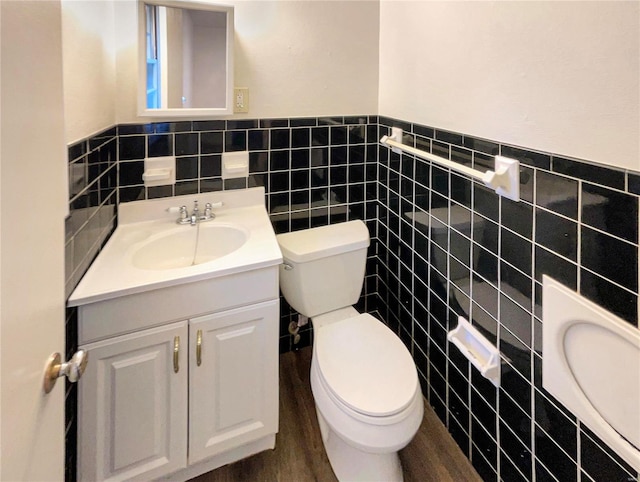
[380,127,520,201]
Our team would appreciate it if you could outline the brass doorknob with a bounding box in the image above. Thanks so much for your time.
[43,350,89,394]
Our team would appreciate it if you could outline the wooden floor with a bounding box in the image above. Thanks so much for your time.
[190,347,481,482]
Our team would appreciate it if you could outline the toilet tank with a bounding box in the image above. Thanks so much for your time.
[276,220,370,318]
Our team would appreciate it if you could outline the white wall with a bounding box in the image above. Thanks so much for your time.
[62,0,116,144]
[231,0,379,118]
[182,11,194,108]
[165,7,185,108]
[191,22,227,108]
[114,0,380,123]
[379,1,640,171]
[65,1,639,171]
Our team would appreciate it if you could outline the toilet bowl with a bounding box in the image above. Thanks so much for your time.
[277,221,423,481]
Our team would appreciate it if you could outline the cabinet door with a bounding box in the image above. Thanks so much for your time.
[189,300,279,464]
[78,321,188,481]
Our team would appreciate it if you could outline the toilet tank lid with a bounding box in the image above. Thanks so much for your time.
[276,220,370,263]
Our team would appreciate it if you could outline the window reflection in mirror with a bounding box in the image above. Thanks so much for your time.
[139,1,233,116]
[145,4,161,108]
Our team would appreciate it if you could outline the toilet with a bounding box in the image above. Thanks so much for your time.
[277,220,423,482]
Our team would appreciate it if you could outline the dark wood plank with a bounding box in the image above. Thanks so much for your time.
[400,400,481,482]
[190,347,480,482]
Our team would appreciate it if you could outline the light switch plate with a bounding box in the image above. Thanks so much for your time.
[234,87,249,113]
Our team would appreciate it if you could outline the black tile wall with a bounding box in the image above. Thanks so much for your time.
[64,126,118,482]
[377,116,639,482]
[64,115,640,482]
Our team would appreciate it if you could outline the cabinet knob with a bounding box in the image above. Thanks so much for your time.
[43,350,89,394]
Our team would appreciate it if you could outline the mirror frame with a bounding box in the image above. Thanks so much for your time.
[137,0,234,117]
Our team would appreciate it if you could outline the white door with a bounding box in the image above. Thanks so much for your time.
[78,322,188,482]
[1,1,68,480]
[188,301,279,465]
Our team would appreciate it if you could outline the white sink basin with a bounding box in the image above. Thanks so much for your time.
[67,188,283,307]
[131,224,248,270]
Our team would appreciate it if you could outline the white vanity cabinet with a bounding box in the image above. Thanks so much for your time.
[76,271,280,482]
[78,321,189,482]
[188,301,279,464]
[69,188,284,482]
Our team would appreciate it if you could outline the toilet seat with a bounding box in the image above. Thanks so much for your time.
[315,313,419,418]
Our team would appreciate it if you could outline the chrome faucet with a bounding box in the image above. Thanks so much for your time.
[190,201,200,225]
[174,200,218,225]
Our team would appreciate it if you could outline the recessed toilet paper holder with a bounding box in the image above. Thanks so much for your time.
[447,316,501,387]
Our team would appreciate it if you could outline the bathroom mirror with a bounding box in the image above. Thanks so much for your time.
[138,0,234,117]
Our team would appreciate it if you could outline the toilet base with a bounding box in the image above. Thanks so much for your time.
[316,407,404,482]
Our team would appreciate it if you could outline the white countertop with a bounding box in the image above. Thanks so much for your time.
[68,187,283,307]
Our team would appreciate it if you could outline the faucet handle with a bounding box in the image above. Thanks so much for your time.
[169,206,190,224]
[204,203,212,218]
[167,206,188,218]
